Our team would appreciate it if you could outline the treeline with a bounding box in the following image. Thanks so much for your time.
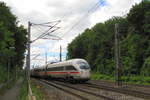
[67,1,150,76]
[0,2,27,82]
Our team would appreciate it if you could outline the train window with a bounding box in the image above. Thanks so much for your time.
[55,67,64,71]
[47,66,64,71]
[65,66,77,70]
[80,65,89,69]
[77,62,90,69]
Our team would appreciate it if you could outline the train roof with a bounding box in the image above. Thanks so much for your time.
[47,58,86,68]
[32,58,87,70]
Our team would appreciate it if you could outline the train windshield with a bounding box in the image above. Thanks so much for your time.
[77,62,90,69]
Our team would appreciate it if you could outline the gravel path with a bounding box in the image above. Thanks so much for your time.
[0,79,23,100]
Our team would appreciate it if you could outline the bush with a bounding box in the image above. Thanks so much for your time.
[91,73,114,81]
[141,57,150,76]
[91,72,150,85]
[143,77,150,83]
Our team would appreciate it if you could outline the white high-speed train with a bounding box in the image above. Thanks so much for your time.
[31,59,91,82]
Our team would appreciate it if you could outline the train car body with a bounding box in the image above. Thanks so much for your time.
[31,59,91,82]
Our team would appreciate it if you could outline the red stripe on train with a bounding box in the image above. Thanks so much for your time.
[69,72,80,74]
[47,72,68,74]
[35,71,80,75]
[47,71,80,74]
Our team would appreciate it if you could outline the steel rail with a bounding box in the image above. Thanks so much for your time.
[39,79,89,100]
[52,81,115,100]
[85,83,150,99]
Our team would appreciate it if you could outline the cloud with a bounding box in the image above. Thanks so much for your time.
[90,0,142,26]
[1,0,142,66]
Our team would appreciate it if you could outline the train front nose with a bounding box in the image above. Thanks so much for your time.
[80,70,90,79]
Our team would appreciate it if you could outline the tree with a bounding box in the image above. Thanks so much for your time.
[127,0,150,36]
[67,1,150,76]
[0,1,27,82]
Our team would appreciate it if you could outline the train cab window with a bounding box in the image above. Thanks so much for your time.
[77,62,90,69]
[65,66,77,70]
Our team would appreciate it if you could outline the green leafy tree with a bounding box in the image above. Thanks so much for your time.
[141,57,150,76]
[67,1,150,76]
[0,2,27,82]
[127,0,150,36]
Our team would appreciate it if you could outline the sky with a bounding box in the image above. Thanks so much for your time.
[0,0,142,67]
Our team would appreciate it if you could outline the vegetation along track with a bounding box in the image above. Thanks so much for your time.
[40,79,115,100]
[84,82,150,99]
[125,83,150,88]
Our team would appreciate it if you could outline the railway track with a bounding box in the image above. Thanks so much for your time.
[89,80,150,88]
[84,82,150,99]
[40,79,115,100]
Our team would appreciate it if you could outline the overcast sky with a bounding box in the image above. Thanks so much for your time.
[1,0,142,67]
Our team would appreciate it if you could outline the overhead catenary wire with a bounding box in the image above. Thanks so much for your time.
[61,0,102,38]
[32,20,61,26]
[33,20,60,39]
[72,2,101,34]
[28,20,62,69]
[39,27,61,39]
[31,21,61,43]
[31,20,61,28]
[31,24,60,39]
[31,54,40,60]
[48,0,102,50]
[30,0,103,65]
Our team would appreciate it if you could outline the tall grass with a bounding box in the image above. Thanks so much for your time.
[91,72,150,85]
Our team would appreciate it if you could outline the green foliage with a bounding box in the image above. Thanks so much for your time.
[0,65,7,83]
[17,80,28,100]
[121,34,145,75]
[31,81,45,100]
[91,73,115,81]
[18,80,44,100]
[0,1,27,83]
[67,1,150,77]
[127,0,150,35]
[67,17,128,75]
[141,57,150,76]
[91,73,150,85]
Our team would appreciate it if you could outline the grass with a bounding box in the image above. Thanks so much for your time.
[91,72,150,85]
[17,79,28,100]
[121,76,150,85]
[91,73,115,81]
[31,80,45,100]
[17,78,45,100]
